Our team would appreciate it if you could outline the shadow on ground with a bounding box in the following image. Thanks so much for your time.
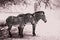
[0,33,39,40]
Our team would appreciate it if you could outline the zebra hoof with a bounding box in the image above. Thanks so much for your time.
[33,34,36,36]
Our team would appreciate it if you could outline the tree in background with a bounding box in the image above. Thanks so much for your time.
[0,0,59,11]
[0,0,31,8]
[34,0,52,11]
[0,0,16,8]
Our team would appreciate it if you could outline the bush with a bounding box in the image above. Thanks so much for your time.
[0,27,9,38]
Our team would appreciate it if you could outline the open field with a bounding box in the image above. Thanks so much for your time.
[0,8,60,40]
[0,0,60,39]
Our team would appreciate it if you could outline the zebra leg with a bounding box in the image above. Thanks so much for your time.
[8,25,12,37]
[32,24,36,36]
[18,26,24,38]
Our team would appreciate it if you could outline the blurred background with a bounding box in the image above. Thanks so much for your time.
[0,0,60,40]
